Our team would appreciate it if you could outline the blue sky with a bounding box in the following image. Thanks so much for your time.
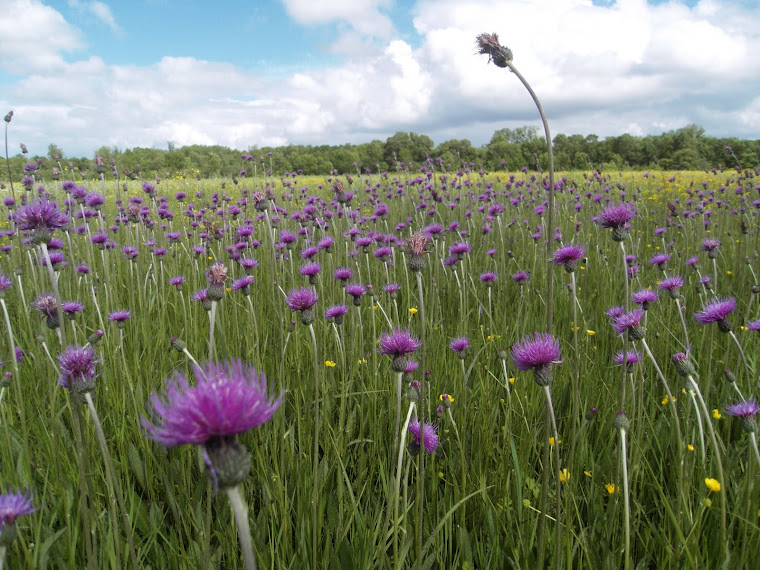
[2,0,760,158]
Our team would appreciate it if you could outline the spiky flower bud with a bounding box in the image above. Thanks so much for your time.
[204,436,251,489]
[614,411,630,431]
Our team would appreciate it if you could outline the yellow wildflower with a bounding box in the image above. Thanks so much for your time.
[687,444,695,452]
[584,471,592,477]
[712,409,722,420]
[605,483,616,495]
[408,307,418,315]
[439,394,454,403]
[559,469,570,484]
[705,478,721,492]
[586,330,595,336]
[324,360,336,368]
[549,437,562,446]
[508,377,515,385]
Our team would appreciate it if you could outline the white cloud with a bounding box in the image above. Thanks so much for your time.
[0,0,83,72]
[68,0,122,33]
[2,0,760,158]
[281,0,394,37]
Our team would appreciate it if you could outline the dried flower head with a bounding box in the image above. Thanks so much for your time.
[475,32,513,67]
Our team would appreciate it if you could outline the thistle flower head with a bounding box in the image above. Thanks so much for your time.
[694,297,735,332]
[285,287,318,312]
[324,304,348,324]
[449,336,469,358]
[14,199,69,242]
[108,309,130,326]
[511,332,562,386]
[725,398,760,432]
[613,350,641,367]
[0,489,36,546]
[406,232,431,257]
[378,328,421,372]
[32,293,57,318]
[659,276,684,296]
[408,421,441,454]
[553,244,585,272]
[597,203,636,240]
[141,359,282,448]
[205,262,228,285]
[632,289,659,309]
[57,344,100,393]
[612,309,645,340]
[475,32,513,67]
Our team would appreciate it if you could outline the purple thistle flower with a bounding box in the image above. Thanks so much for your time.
[231,276,254,295]
[0,274,12,292]
[384,282,401,297]
[631,289,659,310]
[612,309,645,340]
[408,421,440,454]
[449,337,469,358]
[553,244,585,272]
[345,283,367,306]
[449,242,471,258]
[0,489,37,533]
[378,328,421,372]
[334,267,352,283]
[480,272,497,286]
[109,309,130,328]
[747,319,760,332]
[613,350,641,368]
[694,297,736,332]
[649,253,670,268]
[300,262,321,284]
[659,275,684,297]
[701,238,721,258]
[597,203,635,241]
[32,293,59,328]
[324,304,348,324]
[285,287,318,312]
[142,360,282,487]
[57,344,100,393]
[512,271,530,284]
[14,199,69,242]
[725,398,760,432]
[169,276,185,288]
[61,301,84,319]
[685,256,699,268]
[511,332,562,386]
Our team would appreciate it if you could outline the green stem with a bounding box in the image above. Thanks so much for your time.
[620,428,631,570]
[225,485,257,570]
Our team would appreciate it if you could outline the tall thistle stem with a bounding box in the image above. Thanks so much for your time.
[225,485,257,570]
[619,422,631,570]
[208,300,218,361]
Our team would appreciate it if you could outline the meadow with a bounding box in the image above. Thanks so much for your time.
[0,162,758,569]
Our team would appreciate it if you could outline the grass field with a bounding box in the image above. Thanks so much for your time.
[0,166,758,568]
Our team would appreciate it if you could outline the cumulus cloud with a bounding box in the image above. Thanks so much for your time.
[0,0,83,72]
[1,0,759,157]
[67,0,122,33]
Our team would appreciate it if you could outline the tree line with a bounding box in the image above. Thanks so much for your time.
[4,124,759,182]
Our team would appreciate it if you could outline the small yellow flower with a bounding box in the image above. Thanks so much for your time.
[373,305,378,310]
[580,266,585,270]
[408,307,418,314]
[687,444,695,452]
[559,469,570,484]
[712,409,722,420]
[549,437,562,446]
[325,360,336,368]
[741,326,749,332]
[225,287,231,293]
[661,396,670,405]
[705,478,721,492]
[358,358,366,365]
[586,330,596,336]
[207,256,213,260]
[508,377,515,385]
[605,483,616,495]
[439,394,454,403]
[726,271,733,276]
[584,470,592,477]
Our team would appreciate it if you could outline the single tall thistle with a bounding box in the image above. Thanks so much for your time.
[476,33,556,334]
[142,360,283,570]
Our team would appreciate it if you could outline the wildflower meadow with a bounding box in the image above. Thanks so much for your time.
[1,40,760,570]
